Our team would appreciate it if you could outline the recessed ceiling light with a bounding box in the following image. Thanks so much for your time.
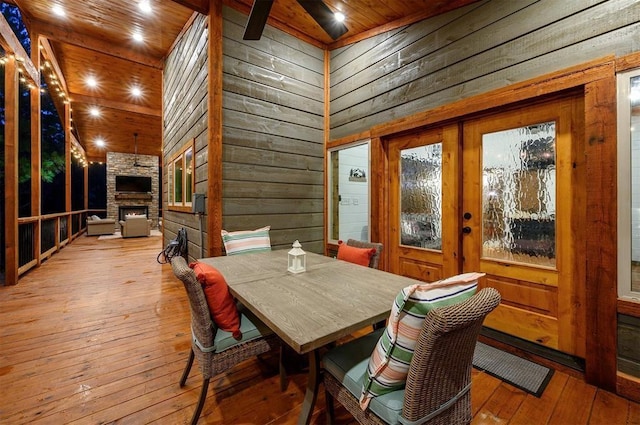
[86,76,97,87]
[89,107,101,117]
[139,0,152,14]
[95,138,106,147]
[132,32,144,43]
[131,87,142,97]
[334,12,345,23]
[52,4,65,17]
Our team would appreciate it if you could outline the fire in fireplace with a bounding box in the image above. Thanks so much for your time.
[118,206,149,221]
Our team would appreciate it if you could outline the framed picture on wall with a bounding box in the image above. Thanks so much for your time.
[349,168,367,182]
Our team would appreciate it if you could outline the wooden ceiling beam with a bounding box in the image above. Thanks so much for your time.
[0,13,38,83]
[39,37,69,94]
[69,92,162,117]
[169,0,209,15]
[30,19,164,69]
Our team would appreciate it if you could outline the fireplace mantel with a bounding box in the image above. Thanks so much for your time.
[115,193,153,201]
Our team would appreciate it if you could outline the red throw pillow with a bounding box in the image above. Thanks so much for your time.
[336,240,376,267]
[189,261,242,340]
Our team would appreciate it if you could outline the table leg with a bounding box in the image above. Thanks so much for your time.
[297,349,320,425]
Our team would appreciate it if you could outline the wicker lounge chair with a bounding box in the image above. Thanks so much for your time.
[323,287,501,425]
[171,256,282,425]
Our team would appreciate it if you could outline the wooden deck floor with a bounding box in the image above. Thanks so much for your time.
[1,234,639,424]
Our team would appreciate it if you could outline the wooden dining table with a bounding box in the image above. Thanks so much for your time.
[199,249,422,424]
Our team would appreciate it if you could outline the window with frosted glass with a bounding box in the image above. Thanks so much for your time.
[400,144,442,250]
[482,122,556,267]
[328,142,370,242]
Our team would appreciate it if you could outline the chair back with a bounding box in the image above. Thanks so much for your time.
[171,256,216,354]
[346,239,383,269]
[402,287,501,425]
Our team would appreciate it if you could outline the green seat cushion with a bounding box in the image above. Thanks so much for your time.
[213,308,272,353]
[323,329,405,425]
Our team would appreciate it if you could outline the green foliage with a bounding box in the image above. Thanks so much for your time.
[41,151,65,183]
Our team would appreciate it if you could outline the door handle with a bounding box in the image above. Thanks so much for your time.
[462,226,471,234]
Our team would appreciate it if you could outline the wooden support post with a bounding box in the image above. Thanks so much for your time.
[31,35,42,265]
[4,56,19,285]
[64,103,71,215]
[207,0,223,257]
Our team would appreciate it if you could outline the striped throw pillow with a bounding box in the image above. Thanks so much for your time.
[221,226,272,255]
[359,272,485,410]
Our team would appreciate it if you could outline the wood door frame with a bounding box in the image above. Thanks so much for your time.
[363,57,617,390]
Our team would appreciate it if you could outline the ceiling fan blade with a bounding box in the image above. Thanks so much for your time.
[297,0,348,40]
[243,0,274,40]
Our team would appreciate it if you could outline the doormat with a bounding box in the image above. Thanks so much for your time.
[473,342,554,397]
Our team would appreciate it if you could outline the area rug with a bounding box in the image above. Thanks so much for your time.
[473,342,554,397]
[97,229,162,240]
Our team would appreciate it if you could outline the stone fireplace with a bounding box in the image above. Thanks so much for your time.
[106,152,159,229]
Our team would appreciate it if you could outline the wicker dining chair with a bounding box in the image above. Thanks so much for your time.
[171,256,282,425]
[323,287,501,425]
[346,239,384,269]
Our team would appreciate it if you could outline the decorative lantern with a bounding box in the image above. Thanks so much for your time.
[287,240,306,273]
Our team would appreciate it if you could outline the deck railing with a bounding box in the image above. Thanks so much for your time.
[16,209,104,277]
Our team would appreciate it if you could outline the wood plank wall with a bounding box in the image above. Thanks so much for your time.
[163,8,326,257]
[163,13,209,260]
[221,7,325,253]
[329,0,640,139]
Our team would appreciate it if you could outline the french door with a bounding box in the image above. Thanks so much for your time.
[387,96,585,356]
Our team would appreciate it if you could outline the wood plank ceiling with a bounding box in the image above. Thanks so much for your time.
[10,0,479,161]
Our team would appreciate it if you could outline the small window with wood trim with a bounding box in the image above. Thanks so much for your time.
[167,140,194,212]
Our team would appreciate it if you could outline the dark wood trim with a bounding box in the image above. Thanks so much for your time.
[617,372,640,403]
[169,0,209,15]
[371,136,387,270]
[207,0,224,257]
[326,129,371,150]
[619,299,640,317]
[617,51,640,73]
[584,73,618,392]
[323,49,330,254]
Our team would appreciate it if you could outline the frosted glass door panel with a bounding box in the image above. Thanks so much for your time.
[482,122,556,266]
[400,144,442,250]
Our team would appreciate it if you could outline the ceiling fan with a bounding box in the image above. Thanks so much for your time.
[133,133,153,168]
[243,0,348,41]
